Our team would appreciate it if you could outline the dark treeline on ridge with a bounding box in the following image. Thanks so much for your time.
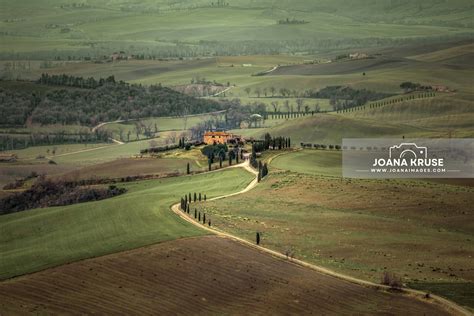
[1,35,471,61]
[309,86,392,110]
[0,75,223,126]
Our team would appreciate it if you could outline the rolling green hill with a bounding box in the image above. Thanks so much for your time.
[1,0,472,58]
[0,167,254,279]
[231,92,474,145]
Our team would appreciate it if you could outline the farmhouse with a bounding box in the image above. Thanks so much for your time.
[203,131,244,146]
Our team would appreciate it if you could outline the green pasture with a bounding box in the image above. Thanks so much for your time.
[0,167,254,279]
[197,170,474,308]
[9,142,111,160]
[103,113,224,141]
[1,1,471,54]
[271,150,342,177]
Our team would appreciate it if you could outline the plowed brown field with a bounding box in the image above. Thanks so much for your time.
[0,236,449,315]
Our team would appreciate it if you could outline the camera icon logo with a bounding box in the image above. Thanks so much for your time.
[389,143,427,159]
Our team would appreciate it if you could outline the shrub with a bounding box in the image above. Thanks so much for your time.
[381,271,403,290]
[0,178,126,215]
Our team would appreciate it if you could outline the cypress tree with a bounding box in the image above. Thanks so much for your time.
[204,194,207,201]
[194,192,197,202]
[256,232,260,245]
[261,163,267,177]
[187,204,190,213]
[189,193,191,202]
[208,159,212,171]
[199,193,202,201]
[198,212,201,221]
[208,219,211,227]
[185,195,187,204]
[187,162,190,174]
[194,208,197,218]
[203,213,206,224]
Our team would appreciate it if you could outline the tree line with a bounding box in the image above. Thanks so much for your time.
[0,130,112,151]
[180,192,212,227]
[3,34,470,61]
[0,177,126,215]
[337,92,436,113]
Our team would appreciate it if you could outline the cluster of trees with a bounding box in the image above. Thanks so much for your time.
[300,143,341,150]
[178,137,191,150]
[256,133,291,151]
[277,18,308,25]
[400,81,441,93]
[0,178,126,215]
[221,99,267,129]
[201,143,241,171]
[38,73,117,89]
[1,76,223,126]
[0,129,112,151]
[179,192,211,226]
[308,86,392,111]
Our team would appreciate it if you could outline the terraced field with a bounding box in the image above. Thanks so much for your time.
[0,236,451,315]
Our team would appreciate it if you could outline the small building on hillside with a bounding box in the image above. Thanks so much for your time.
[203,131,244,146]
[431,85,451,92]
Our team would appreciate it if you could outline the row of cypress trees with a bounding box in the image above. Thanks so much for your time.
[179,193,211,227]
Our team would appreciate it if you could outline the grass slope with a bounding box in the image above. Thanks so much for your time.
[0,167,254,280]
[197,162,474,308]
[1,1,471,54]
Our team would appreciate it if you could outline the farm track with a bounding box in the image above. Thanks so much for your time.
[0,163,469,314]
[171,160,472,316]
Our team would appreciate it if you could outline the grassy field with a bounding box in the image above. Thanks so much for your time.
[59,157,201,181]
[230,92,474,145]
[271,150,342,177]
[8,142,111,160]
[0,236,450,315]
[102,112,225,141]
[196,153,474,308]
[0,167,254,279]
[1,1,471,54]
[231,113,429,145]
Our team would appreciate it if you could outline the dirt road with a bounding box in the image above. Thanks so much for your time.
[170,161,471,316]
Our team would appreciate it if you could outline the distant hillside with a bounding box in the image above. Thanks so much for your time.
[232,95,474,144]
[1,0,472,59]
[0,78,223,126]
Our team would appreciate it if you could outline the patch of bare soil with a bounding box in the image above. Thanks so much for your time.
[0,236,449,315]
